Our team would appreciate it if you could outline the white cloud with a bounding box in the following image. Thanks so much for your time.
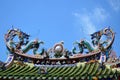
[93,8,108,22]
[73,13,96,34]
[73,7,108,35]
[108,0,120,11]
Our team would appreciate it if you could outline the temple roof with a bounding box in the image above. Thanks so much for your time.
[0,27,120,80]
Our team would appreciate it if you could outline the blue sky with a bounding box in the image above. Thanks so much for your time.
[0,0,120,61]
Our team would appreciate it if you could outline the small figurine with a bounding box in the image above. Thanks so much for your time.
[32,39,44,55]
[73,39,94,54]
[90,30,103,47]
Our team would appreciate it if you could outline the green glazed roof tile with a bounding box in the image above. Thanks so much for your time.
[0,62,119,79]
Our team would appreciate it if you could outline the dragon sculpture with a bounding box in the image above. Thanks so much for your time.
[4,27,115,65]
